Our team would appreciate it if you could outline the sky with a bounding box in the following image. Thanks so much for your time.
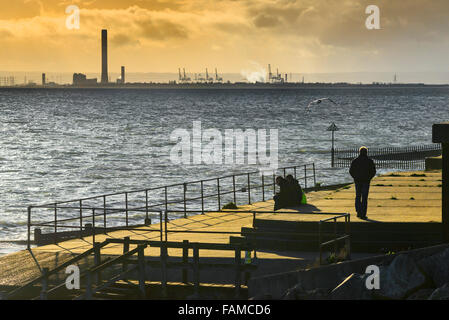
[0,0,448,78]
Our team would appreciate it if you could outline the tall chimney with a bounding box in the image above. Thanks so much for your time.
[101,29,108,84]
[121,66,125,84]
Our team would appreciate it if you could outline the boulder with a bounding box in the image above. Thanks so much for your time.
[282,283,330,300]
[428,283,449,300]
[330,273,373,300]
[304,288,330,300]
[377,254,428,300]
[282,283,306,300]
[418,248,449,287]
[249,294,272,300]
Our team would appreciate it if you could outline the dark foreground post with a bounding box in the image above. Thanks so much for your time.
[432,123,449,242]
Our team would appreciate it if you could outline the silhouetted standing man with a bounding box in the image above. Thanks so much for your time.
[349,146,376,219]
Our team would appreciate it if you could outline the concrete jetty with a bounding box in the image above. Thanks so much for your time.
[0,170,443,297]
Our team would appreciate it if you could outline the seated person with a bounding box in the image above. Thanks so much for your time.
[285,174,303,206]
[273,176,290,211]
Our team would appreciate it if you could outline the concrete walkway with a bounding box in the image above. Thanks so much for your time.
[0,170,442,288]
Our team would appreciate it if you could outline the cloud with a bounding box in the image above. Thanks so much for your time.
[0,0,448,73]
[0,0,41,19]
[111,33,141,47]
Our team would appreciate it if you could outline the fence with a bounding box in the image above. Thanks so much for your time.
[27,163,317,248]
[333,144,441,169]
[7,237,258,300]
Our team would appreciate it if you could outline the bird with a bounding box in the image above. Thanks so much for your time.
[306,98,338,112]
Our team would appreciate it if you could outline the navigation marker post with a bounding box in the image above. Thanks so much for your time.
[328,122,339,167]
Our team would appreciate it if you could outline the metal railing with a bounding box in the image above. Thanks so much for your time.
[8,237,258,300]
[333,144,441,169]
[318,213,351,265]
[27,163,317,248]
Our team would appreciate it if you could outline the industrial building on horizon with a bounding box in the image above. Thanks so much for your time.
[73,73,97,86]
[101,29,108,84]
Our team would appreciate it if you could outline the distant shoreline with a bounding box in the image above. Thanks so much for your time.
[1,83,448,90]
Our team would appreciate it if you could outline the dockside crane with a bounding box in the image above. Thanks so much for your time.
[215,68,223,82]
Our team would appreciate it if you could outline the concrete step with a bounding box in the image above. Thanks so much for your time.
[239,235,440,253]
[254,219,442,233]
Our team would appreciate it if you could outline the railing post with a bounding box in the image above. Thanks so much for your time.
[164,186,168,213]
[193,244,200,297]
[261,175,265,202]
[103,195,107,229]
[304,165,307,189]
[183,183,187,218]
[217,178,221,210]
[160,242,168,298]
[247,173,251,205]
[164,210,168,242]
[27,206,31,249]
[232,175,236,204]
[54,203,57,244]
[273,174,276,195]
[40,268,49,300]
[125,192,129,227]
[159,211,163,242]
[123,236,130,272]
[200,181,204,215]
[182,240,189,284]
[138,245,146,299]
[94,242,101,285]
[234,247,241,298]
[345,214,351,260]
[313,163,316,187]
[92,208,96,245]
[145,190,149,221]
[79,199,83,239]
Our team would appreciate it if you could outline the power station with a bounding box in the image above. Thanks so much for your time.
[101,29,108,84]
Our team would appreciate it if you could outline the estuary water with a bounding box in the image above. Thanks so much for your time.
[0,87,448,254]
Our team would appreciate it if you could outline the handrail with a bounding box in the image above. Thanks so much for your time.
[28,163,317,248]
[6,239,112,299]
[32,163,315,207]
[318,213,351,265]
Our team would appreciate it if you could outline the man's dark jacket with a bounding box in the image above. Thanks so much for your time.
[349,155,376,184]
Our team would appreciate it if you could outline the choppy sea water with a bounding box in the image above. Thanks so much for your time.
[0,87,447,255]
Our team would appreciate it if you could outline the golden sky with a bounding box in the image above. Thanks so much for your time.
[0,0,448,74]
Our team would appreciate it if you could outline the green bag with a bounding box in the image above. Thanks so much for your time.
[301,192,307,205]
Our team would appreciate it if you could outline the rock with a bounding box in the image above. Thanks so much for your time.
[418,248,449,287]
[282,283,330,300]
[406,289,435,300]
[249,294,272,300]
[377,254,428,300]
[330,273,373,300]
[428,283,449,300]
[304,288,330,300]
[282,283,306,300]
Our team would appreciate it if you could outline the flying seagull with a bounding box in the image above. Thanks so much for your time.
[306,98,338,112]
